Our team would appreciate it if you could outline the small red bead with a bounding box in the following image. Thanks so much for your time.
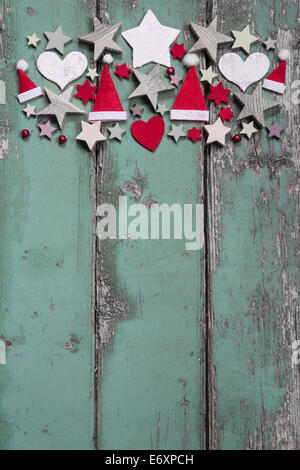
[21,129,30,139]
[58,135,67,145]
[166,67,175,76]
[232,134,241,143]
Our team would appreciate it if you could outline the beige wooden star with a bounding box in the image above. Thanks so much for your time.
[231,25,258,54]
[204,117,231,146]
[76,121,106,150]
[200,66,217,85]
[27,33,40,48]
[240,121,258,139]
[86,68,99,81]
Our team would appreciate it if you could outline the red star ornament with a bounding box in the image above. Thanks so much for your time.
[187,127,202,143]
[75,80,97,105]
[219,107,233,121]
[115,63,131,79]
[170,42,187,60]
[208,82,230,106]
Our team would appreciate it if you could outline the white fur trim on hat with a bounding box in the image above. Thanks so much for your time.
[16,59,29,71]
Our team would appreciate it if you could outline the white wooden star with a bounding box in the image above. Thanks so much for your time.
[231,25,258,54]
[76,121,106,150]
[204,117,231,146]
[122,9,180,68]
[44,25,72,55]
[200,66,217,85]
[129,64,174,110]
[38,87,85,129]
[23,103,36,118]
[27,33,40,48]
[79,18,122,62]
[86,68,99,81]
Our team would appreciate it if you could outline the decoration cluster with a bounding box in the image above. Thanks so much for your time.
[17,9,289,151]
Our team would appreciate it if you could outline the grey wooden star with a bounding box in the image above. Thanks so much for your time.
[157,103,169,116]
[266,121,283,139]
[130,104,144,117]
[169,73,182,87]
[38,87,85,129]
[78,18,122,62]
[37,120,57,140]
[108,123,126,141]
[44,25,72,55]
[129,64,174,110]
[168,124,185,143]
[234,85,278,128]
[189,16,233,63]
[263,37,276,50]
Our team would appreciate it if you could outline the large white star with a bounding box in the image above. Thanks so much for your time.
[122,9,180,68]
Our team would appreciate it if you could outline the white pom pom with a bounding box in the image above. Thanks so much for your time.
[278,49,290,60]
[182,53,200,68]
[16,59,29,71]
[103,54,113,64]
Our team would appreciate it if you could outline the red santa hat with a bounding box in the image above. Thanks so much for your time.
[263,49,289,94]
[170,66,209,121]
[16,60,43,103]
[88,64,127,122]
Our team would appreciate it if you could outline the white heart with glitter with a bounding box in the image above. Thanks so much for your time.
[218,52,270,92]
[37,51,88,90]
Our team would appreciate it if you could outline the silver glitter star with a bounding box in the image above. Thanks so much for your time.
[38,87,85,129]
[168,124,186,143]
[266,121,283,139]
[44,25,72,55]
[189,16,233,63]
[108,123,126,141]
[129,64,174,110]
[234,85,278,127]
[157,103,169,116]
[23,103,36,118]
[130,104,144,117]
[78,18,122,62]
[169,73,182,87]
[263,37,276,50]
[38,120,57,140]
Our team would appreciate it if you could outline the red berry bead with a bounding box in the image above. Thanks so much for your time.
[21,129,30,139]
[58,135,67,145]
[232,134,241,144]
[166,67,175,76]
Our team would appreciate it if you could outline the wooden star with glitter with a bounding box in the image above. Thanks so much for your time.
[266,121,283,139]
[76,121,106,150]
[44,25,72,55]
[37,120,57,140]
[79,18,122,62]
[23,103,36,118]
[208,82,230,106]
[231,25,258,54]
[189,16,233,63]
[263,37,276,50]
[38,86,85,129]
[75,80,97,105]
[128,64,174,110]
[234,84,278,127]
[204,117,231,146]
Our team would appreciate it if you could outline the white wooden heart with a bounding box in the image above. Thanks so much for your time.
[37,51,88,90]
[218,53,270,92]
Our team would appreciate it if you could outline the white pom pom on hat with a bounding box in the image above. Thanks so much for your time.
[103,53,113,64]
[183,53,200,68]
[16,59,29,71]
[278,49,290,61]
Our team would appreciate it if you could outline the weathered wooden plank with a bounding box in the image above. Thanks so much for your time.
[207,0,300,450]
[95,0,207,450]
[0,0,94,450]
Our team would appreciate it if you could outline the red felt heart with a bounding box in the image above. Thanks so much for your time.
[131,116,165,152]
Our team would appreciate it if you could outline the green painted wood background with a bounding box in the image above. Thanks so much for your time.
[0,0,299,450]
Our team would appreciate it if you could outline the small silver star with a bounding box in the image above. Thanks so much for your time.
[38,120,57,140]
[27,33,40,48]
[130,104,144,117]
[108,123,126,141]
[168,124,186,143]
[23,103,36,118]
[169,73,182,87]
[157,103,169,116]
[240,121,258,139]
[76,121,106,150]
[79,18,122,62]
[129,64,174,110]
[38,86,85,129]
[234,85,278,127]
[44,25,72,55]
[86,68,99,81]
[200,66,217,85]
[263,37,276,50]
[266,121,283,139]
